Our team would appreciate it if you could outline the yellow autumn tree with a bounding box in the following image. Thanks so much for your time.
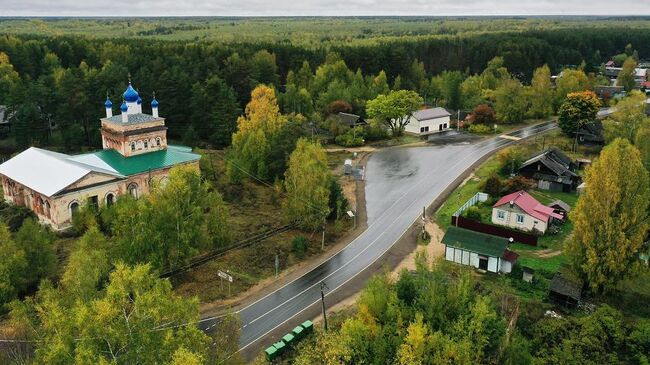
[567,138,650,293]
[228,85,287,182]
[283,138,331,230]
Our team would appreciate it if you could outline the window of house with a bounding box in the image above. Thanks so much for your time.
[131,142,136,152]
[497,210,505,220]
[516,214,525,224]
[144,140,148,149]
[156,137,161,146]
[424,126,429,132]
[420,127,425,132]
[87,195,99,212]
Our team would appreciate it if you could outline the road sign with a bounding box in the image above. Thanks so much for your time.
[218,270,233,282]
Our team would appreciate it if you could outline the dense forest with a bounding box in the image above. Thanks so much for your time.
[1,18,649,154]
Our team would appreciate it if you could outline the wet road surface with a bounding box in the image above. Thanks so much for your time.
[198,121,557,352]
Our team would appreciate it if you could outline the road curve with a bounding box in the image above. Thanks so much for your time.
[198,121,557,352]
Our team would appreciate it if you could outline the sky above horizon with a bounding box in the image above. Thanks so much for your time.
[1,0,649,16]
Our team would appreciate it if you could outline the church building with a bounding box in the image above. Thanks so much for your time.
[0,81,201,230]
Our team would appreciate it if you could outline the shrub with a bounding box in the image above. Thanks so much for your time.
[483,173,504,197]
[0,201,36,232]
[335,130,364,147]
[464,206,482,221]
[364,121,388,141]
[292,236,309,258]
[496,147,525,175]
[471,104,497,125]
[503,176,536,194]
[468,124,493,134]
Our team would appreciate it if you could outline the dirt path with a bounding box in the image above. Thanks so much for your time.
[535,249,563,258]
[390,220,446,278]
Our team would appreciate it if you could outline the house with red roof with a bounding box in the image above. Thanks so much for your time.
[491,191,563,234]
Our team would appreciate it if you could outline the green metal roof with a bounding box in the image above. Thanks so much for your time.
[80,146,200,176]
[442,226,509,258]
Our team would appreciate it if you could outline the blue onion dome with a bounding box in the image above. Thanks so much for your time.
[104,98,112,108]
[137,96,142,105]
[151,98,159,108]
[123,82,139,102]
[120,101,128,112]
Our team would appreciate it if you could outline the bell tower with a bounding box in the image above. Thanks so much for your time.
[99,80,168,157]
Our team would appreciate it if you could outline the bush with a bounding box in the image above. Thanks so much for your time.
[468,124,493,134]
[483,174,504,197]
[292,236,309,258]
[335,130,364,147]
[503,176,536,194]
[0,201,36,232]
[496,147,525,175]
[364,121,388,141]
[470,104,497,125]
[464,206,482,221]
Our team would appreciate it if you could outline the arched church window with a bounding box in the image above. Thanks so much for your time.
[106,192,115,206]
[156,137,162,146]
[144,140,148,149]
[128,183,139,199]
[131,142,136,152]
[69,201,80,216]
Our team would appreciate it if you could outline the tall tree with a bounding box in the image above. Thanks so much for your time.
[113,166,230,271]
[604,90,650,143]
[250,49,279,87]
[494,79,527,124]
[0,223,27,307]
[617,57,637,92]
[366,89,423,137]
[528,65,554,118]
[13,218,56,288]
[558,91,600,139]
[554,69,591,111]
[567,138,650,293]
[11,263,210,364]
[635,124,650,172]
[283,138,331,230]
[228,85,287,182]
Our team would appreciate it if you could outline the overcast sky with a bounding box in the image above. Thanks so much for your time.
[1,0,649,16]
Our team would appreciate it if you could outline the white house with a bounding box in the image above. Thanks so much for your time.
[442,226,518,274]
[403,107,451,135]
[491,190,562,234]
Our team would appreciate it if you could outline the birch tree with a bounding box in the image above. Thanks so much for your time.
[567,138,650,293]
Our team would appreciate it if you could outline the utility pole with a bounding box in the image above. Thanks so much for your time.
[275,253,279,278]
[320,281,329,331]
[457,109,460,131]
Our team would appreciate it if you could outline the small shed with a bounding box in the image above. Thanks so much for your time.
[522,267,534,283]
[577,182,587,195]
[549,273,582,307]
[442,226,518,274]
[337,112,367,128]
[548,199,571,220]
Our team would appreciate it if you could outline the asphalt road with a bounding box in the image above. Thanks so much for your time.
[198,121,557,353]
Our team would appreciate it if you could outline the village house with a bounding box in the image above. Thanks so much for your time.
[519,148,581,192]
[442,226,518,274]
[0,81,200,230]
[491,190,562,234]
[403,107,451,135]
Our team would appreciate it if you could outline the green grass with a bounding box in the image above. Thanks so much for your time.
[528,189,579,207]
[435,157,500,229]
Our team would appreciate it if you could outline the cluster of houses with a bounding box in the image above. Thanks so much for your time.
[442,148,580,276]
